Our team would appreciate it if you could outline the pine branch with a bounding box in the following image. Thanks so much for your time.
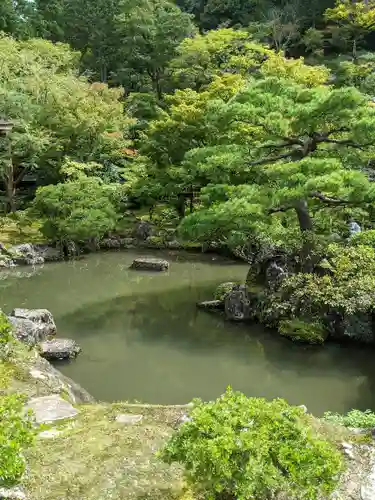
[248,152,295,166]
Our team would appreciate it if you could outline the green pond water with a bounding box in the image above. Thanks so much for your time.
[0,250,374,415]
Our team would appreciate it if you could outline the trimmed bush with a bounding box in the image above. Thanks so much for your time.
[160,388,343,500]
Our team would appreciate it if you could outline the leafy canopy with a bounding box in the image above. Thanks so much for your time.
[32,176,119,242]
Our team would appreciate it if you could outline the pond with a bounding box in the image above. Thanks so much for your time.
[1,249,375,415]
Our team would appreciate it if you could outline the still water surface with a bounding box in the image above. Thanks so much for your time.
[0,250,374,415]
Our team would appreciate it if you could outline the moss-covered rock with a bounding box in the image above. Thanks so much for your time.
[214,282,236,301]
[278,318,327,345]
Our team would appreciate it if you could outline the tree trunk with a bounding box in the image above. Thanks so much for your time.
[175,194,186,218]
[294,200,314,273]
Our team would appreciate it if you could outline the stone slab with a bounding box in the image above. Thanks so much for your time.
[115,413,143,425]
[27,395,78,424]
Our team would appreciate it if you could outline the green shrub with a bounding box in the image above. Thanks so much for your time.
[214,282,236,301]
[349,230,375,247]
[160,388,343,500]
[0,394,34,486]
[279,318,327,345]
[323,409,375,429]
[0,313,13,361]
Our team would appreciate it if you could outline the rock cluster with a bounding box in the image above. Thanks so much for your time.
[8,308,81,361]
[0,242,62,268]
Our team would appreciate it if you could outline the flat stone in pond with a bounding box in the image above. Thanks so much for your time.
[115,413,143,425]
[27,395,78,424]
[39,338,81,360]
[197,300,224,310]
[130,257,169,272]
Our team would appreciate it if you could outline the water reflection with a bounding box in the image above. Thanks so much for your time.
[0,251,374,414]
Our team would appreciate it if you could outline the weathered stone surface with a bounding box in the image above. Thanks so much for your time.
[10,243,44,266]
[224,285,252,321]
[28,355,94,404]
[0,486,27,499]
[115,413,143,425]
[0,256,15,268]
[130,257,169,272]
[34,245,62,262]
[8,316,44,345]
[38,429,63,439]
[197,300,224,310]
[133,220,152,241]
[11,308,57,337]
[361,452,375,500]
[119,237,137,248]
[39,338,81,360]
[100,238,121,249]
[27,395,78,424]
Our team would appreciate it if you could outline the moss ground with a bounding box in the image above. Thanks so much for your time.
[25,403,192,500]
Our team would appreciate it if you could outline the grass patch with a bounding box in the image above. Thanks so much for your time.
[25,403,189,500]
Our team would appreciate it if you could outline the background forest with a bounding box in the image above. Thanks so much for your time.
[2,0,375,343]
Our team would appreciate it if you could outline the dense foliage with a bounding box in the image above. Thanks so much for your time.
[324,408,375,428]
[2,0,375,346]
[161,388,343,499]
[0,393,34,487]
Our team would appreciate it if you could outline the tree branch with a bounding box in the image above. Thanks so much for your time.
[309,191,362,205]
[248,152,295,166]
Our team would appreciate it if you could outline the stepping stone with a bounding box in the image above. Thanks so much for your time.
[27,395,78,424]
[130,258,169,272]
[39,338,81,360]
[115,414,143,425]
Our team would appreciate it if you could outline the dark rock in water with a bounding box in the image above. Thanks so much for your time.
[225,285,252,321]
[130,257,169,271]
[8,316,45,345]
[119,237,137,248]
[100,238,121,249]
[133,220,152,241]
[11,308,57,337]
[10,243,44,266]
[39,339,81,360]
[34,244,62,262]
[0,256,15,268]
[197,300,224,310]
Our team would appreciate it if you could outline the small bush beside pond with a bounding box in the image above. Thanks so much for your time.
[278,318,327,345]
[160,388,343,500]
[323,409,375,429]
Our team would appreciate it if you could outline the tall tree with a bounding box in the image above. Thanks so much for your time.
[175,77,375,269]
[0,36,129,212]
[113,0,196,98]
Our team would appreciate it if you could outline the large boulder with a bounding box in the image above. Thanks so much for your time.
[9,243,44,266]
[133,220,152,241]
[10,308,57,338]
[214,282,236,301]
[224,285,252,321]
[34,244,63,262]
[39,338,81,360]
[8,316,45,345]
[130,257,169,272]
